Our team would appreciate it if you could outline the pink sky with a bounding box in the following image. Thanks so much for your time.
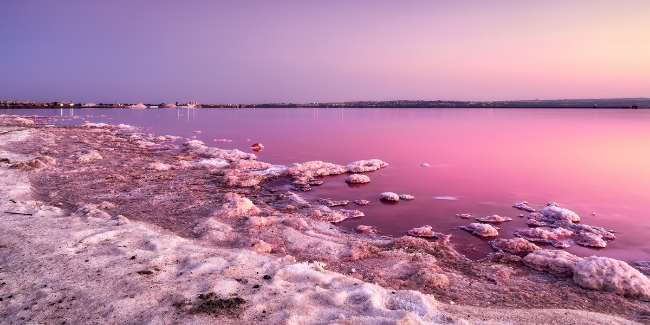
[1,0,648,103]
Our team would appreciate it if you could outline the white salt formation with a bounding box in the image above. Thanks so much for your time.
[76,150,103,163]
[523,250,583,276]
[455,213,472,219]
[407,225,438,237]
[515,227,574,248]
[353,199,371,206]
[183,140,257,161]
[490,238,540,254]
[420,163,431,167]
[230,159,272,171]
[541,202,581,222]
[475,215,513,223]
[286,161,347,190]
[460,223,499,237]
[214,138,233,143]
[345,173,371,184]
[380,192,400,202]
[193,158,230,169]
[513,201,536,212]
[399,194,415,201]
[317,198,350,207]
[146,162,171,171]
[345,159,389,173]
[527,219,548,227]
[525,250,650,300]
[213,197,261,218]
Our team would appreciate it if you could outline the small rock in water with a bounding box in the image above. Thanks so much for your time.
[398,194,415,201]
[515,228,573,248]
[345,174,370,184]
[353,199,371,206]
[380,192,399,202]
[512,201,536,212]
[251,143,264,152]
[420,163,431,167]
[455,213,472,219]
[460,223,499,237]
[637,261,650,268]
[540,203,580,222]
[527,219,548,227]
[193,130,201,133]
[475,215,513,223]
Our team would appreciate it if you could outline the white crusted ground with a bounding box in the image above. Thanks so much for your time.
[0,125,642,325]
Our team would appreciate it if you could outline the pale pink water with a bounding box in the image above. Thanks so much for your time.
[5,107,650,263]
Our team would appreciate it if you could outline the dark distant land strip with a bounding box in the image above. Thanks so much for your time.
[2,98,648,109]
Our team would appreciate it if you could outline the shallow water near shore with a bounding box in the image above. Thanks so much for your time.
[4,107,650,264]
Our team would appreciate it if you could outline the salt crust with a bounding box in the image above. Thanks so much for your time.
[345,174,371,184]
[183,139,257,161]
[212,197,262,218]
[407,226,452,244]
[475,215,513,223]
[399,194,415,201]
[0,121,645,323]
[380,192,399,202]
[76,150,103,163]
[460,223,499,237]
[512,201,536,212]
[540,203,581,222]
[345,159,389,173]
[525,250,650,300]
[515,228,574,248]
[490,238,540,254]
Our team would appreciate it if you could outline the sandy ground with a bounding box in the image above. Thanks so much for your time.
[0,118,648,324]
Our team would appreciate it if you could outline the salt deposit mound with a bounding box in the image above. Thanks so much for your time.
[523,250,582,277]
[345,174,370,184]
[183,140,257,161]
[541,202,580,222]
[213,197,261,218]
[513,201,536,212]
[380,192,399,202]
[573,256,650,300]
[475,215,512,223]
[516,227,574,248]
[460,223,499,237]
[346,159,388,173]
[490,238,540,254]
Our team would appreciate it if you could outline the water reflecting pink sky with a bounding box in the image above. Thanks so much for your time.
[6,108,650,263]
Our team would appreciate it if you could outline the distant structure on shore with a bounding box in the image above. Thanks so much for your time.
[1,99,648,109]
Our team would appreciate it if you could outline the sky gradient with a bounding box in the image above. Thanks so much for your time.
[1,0,649,103]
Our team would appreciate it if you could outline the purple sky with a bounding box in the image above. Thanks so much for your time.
[1,0,649,104]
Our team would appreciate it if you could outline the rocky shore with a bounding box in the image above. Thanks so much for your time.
[0,115,648,324]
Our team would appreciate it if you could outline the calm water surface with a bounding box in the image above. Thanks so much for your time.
[4,107,650,263]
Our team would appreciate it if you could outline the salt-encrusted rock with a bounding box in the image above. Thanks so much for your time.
[380,192,399,202]
[345,174,370,184]
[231,159,272,171]
[515,228,574,248]
[527,219,548,227]
[513,201,536,212]
[341,242,380,261]
[287,161,347,186]
[183,140,257,161]
[460,223,499,237]
[399,194,415,201]
[455,213,472,219]
[345,159,389,173]
[317,209,364,223]
[76,151,103,163]
[552,220,616,241]
[250,165,288,177]
[573,256,650,300]
[412,267,450,288]
[353,200,371,206]
[490,238,540,254]
[540,203,580,222]
[523,250,582,277]
[317,198,349,207]
[475,215,513,223]
[407,225,437,238]
[407,225,451,243]
[420,163,431,167]
[573,231,608,248]
[213,197,261,218]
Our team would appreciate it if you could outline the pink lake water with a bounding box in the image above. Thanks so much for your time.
[4,107,650,264]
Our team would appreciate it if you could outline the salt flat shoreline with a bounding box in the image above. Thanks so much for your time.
[0,115,647,324]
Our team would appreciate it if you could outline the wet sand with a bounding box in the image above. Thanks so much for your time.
[1,115,648,324]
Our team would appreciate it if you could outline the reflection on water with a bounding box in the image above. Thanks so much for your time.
[3,107,650,263]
